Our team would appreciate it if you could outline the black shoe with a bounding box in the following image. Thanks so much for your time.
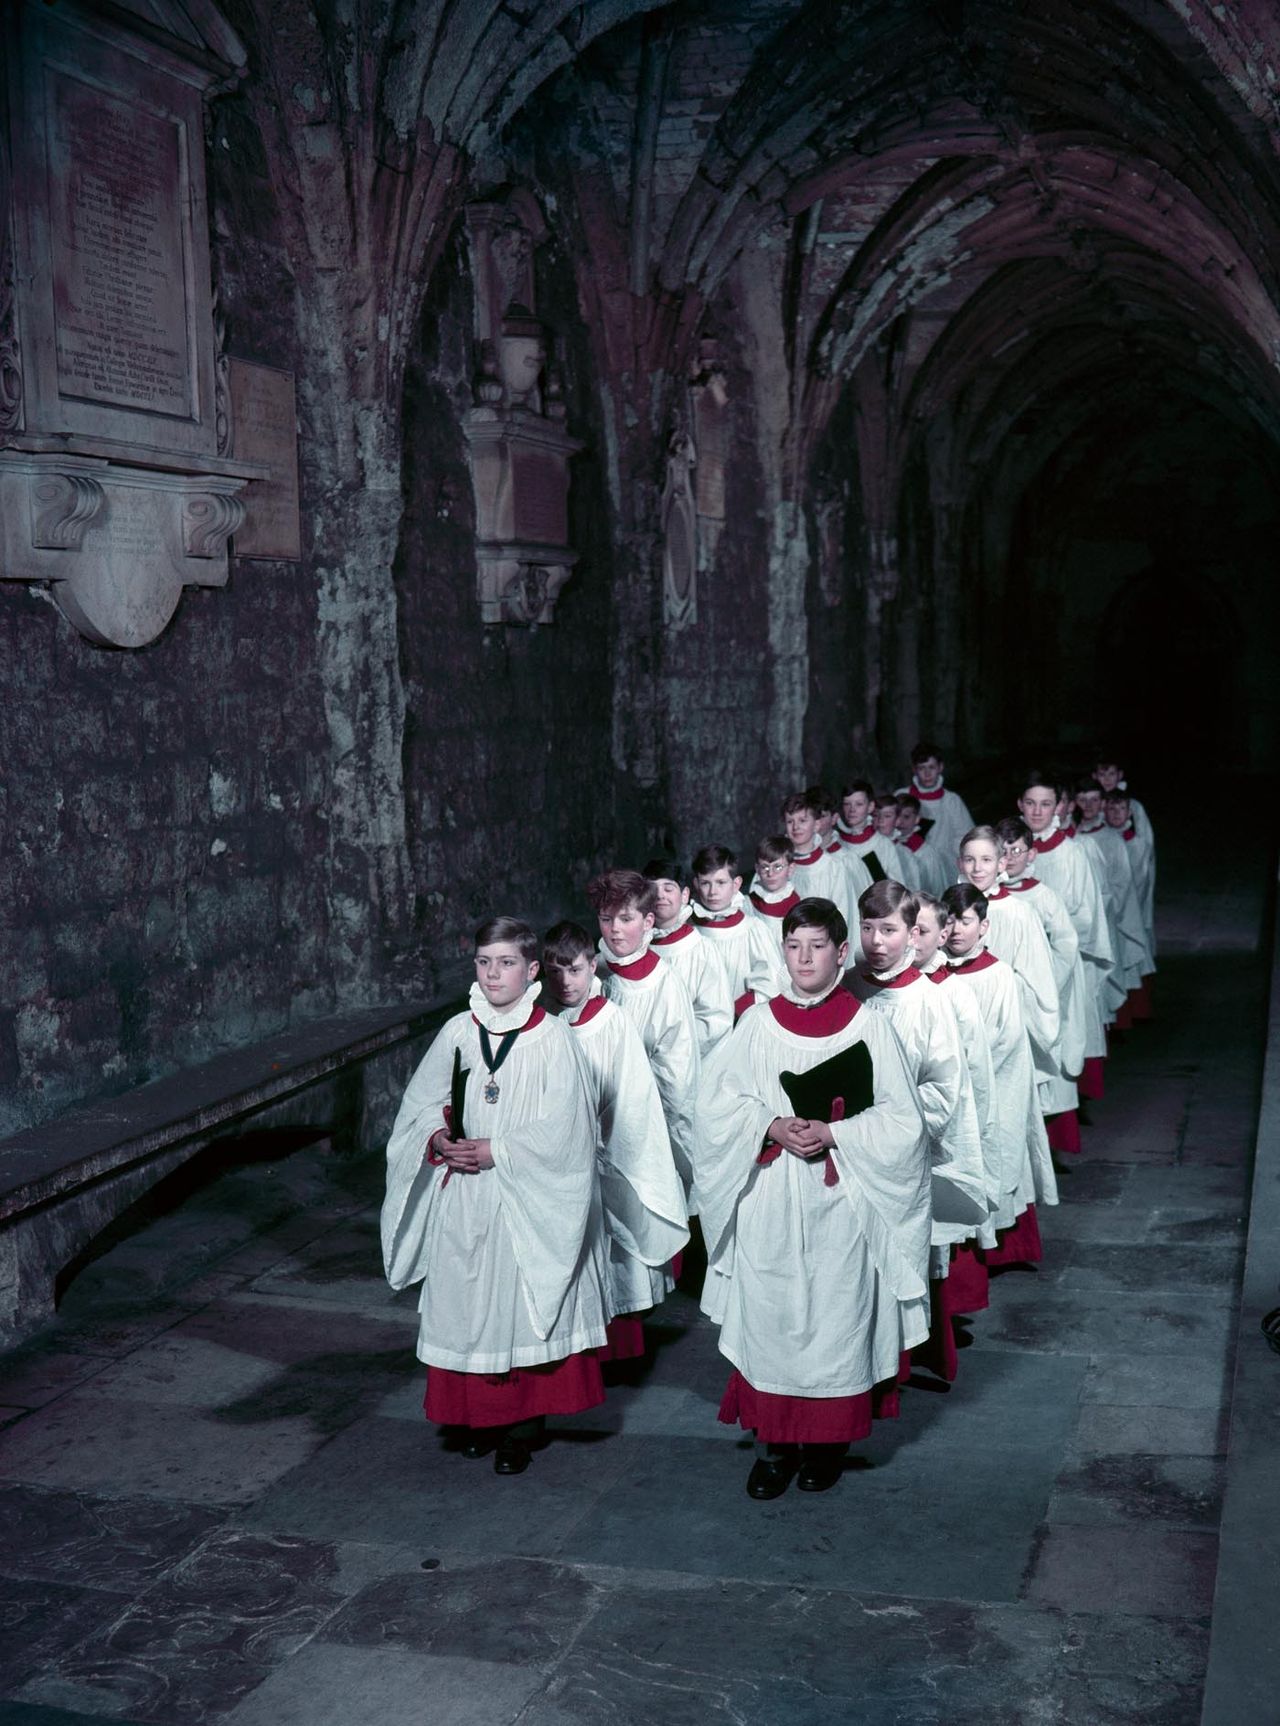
[796,1456,843,1493]
[746,1456,795,1500]
[460,1436,491,1460]
[494,1436,532,1475]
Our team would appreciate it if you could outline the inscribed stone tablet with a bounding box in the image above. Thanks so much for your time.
[228,360,301,560]
[48,71,193,419]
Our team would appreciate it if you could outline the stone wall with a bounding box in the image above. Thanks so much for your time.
[0,561,334,1138]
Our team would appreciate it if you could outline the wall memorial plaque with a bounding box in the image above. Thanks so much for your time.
[50,72,194,419]
[0,0,263,646]
[228,360,301,560]
[461,191,583,627]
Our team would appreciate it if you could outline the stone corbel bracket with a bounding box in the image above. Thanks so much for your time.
[476,548,576,627]
[183,489,246,559]
[0,452,254,647]
[30,470,105,549]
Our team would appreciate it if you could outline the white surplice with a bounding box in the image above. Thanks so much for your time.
[695,991,932,1397]
[1077,821,1153,988]
[789,841,856,931]
[846,964,989,1240]
[651,907,734,1058]
[896,778,973,872]
[946,949,1057,1230]
[1031,828,1116,1053]
[381,985,609,1372]
[921,958,1002,1240]
[598,937,702,1198]
[565,983,689,1317]
[692,894,785,1005]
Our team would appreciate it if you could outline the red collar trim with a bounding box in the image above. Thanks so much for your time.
[791,846,825,867]
[860,965,923,992]
[1006,876,1040,891]
[470,1004,546,1033]
[607,950,660,980]
[696,908,746,929]
[570,994,609,1027]
[840,825,875,845]
[750,889,800,918]
[985,885,1010,901]
[925,967,949,985]
[769,988,860,1035]
[952,951,998,975]
[902,832,925,852]
[1123,826,1136,841]
[1034,829,1068,854]
[912,783,945,801]
[651,921,695,946]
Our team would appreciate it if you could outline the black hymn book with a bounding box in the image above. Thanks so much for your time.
[780,1041,874,1126]
[449,1046,470,1141]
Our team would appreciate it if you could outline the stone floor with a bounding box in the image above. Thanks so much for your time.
[0,844,1266,1726]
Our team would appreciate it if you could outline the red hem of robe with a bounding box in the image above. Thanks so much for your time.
[719,1369,904,1444]
[1129,979,1154,1022]
[424,1351,605,1427]
[1046,1109,1082,1155]
[598,1316,646,1362]
[982,1202,1043,1268]
[1078,1056,1106,1100]
[911,1277,958,1382]
[946,1240,990,1313]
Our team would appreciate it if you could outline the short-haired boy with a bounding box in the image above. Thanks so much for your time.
[382,916,610,1475]
[747,835,801,920]
[997,815,1092,1150]
[872,793,921,890]
[642,858,734,1057]
[897,741,974,869]
[589,870,702,1199]
[1075,779,1153,1027]
[1104,790,1155,1017]
[1016,774,1117,1101]
[837,781,898,883]
[912,893,999,1353]
[690,844,785,1015]
[848,879,989,1381]
[784,790,863,926]
[958,826,1074,1155]
[942,886,1057,1269]
[1094,755,1154,848]
[542,921,689,1362]
[896,793,952,895]
[695,896,932,1498]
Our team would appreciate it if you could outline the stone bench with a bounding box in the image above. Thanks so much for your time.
[0,1003,450,1346]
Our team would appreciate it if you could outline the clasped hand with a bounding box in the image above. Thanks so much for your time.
[766,1115,835,1157]
[427,1131,495,1172]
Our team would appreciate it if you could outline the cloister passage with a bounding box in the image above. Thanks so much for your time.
[5,3,1280,1722]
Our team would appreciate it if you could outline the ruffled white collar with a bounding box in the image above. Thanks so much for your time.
[748,877,795,904]
[655,903,694,935]
[598,930,654,968]
[569,976,605,1022]
[868,947,917,983]
[469,979,542,1033]
[947,941,987,968]
[693,891,746,923]
[919,950,947,974]
[778,977,845,1008]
